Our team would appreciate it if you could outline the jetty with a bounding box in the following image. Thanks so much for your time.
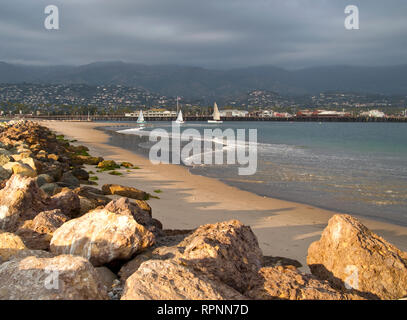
[6,114,407,122]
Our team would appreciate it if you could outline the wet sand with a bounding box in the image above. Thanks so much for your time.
[40,120,407,271]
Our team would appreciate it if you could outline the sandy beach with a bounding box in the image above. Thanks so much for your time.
[40,120,407,271]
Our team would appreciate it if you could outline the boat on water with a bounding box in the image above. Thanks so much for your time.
[137,110,146,124]
[174,110,185,124]
[174,96,185,124]
[208,102,223,123]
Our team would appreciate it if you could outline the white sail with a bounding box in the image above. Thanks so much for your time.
[213,102,221,121]
[176,110,184,123]
[137,110,145,123]
[208,102,223,123]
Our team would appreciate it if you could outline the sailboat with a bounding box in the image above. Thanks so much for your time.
[137,110,146,124]
[175,109,185,124]
[174,96,185,124]
[208,102,223,123]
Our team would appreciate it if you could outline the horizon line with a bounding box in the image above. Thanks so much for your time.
[1,60,407,71]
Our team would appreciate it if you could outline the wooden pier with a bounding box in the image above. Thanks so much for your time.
[4,115,407,122]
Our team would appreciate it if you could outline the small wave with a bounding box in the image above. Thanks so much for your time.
[116,127,145,134]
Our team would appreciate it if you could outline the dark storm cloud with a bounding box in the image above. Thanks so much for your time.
[1,0,406,68]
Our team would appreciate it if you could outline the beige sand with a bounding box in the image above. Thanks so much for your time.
[40,120,407,271]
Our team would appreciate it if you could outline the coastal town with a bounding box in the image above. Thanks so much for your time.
[1,84,407,120]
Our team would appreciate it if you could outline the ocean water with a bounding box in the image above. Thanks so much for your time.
[103,121,407,226]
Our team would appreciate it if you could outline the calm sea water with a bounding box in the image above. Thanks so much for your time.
[103,122,407,226]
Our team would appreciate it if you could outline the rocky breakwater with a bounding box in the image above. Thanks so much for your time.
[119,220,365,300]
[0,120,160,299]
[0,120,406,300]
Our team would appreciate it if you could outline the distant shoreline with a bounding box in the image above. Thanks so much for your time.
[12,116,407,123]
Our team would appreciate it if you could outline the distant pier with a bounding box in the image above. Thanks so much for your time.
[4,115,407,122]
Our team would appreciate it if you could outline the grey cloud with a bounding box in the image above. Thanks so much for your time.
[1,0,406,68]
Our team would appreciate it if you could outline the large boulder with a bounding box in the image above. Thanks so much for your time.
[119,244,181,281]
[104,198,162,236]
[178,220,263,293]
[132,199,152,216]
[73,186,112,206]
[0,231,27,262]
[117,229,194,281]
[11,152,32,162]
[59,171,80,188]
[19,157,41,173]
[16,209,68,250]
[4,249,53,261]
[71,168,89,181]
[5,162,37,178]
[48,189,81,218]
[102,184,149,200]
[0,175,48,232]
[36,174,54,187]
[245,266,364,300]
[40,163,63,181]
[307,214,407,300]
[121,259,246,300]
[78,196,98,215]
[50,208,155,266]
[105,197,152,218]
[2,161,15,172]
[40,183,59,196]
[0,254,108,299]
[0,148,12,156]
[0,154,11,166]
[0,167,12,180]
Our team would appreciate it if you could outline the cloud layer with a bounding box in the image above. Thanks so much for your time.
[1,0,406,68]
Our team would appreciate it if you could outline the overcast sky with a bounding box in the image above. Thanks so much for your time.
[1,0,406,69]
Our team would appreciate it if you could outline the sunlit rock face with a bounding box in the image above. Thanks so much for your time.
[307,214,407,300]
[50,208,155,266]
[0,174,48,232]
[0,254,108,300]
[178,219,264,293]
[121,259,246,300]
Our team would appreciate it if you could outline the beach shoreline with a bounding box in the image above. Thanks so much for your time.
[39,120,407,270]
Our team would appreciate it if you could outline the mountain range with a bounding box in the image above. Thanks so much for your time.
[1,61,407,99]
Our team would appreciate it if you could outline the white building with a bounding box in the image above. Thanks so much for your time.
[274,112,293,118]
[125,109,177,118]
[317,110,349,117]
[259,110,274,117]
[360,110,386,118]
[220,109,249,117]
